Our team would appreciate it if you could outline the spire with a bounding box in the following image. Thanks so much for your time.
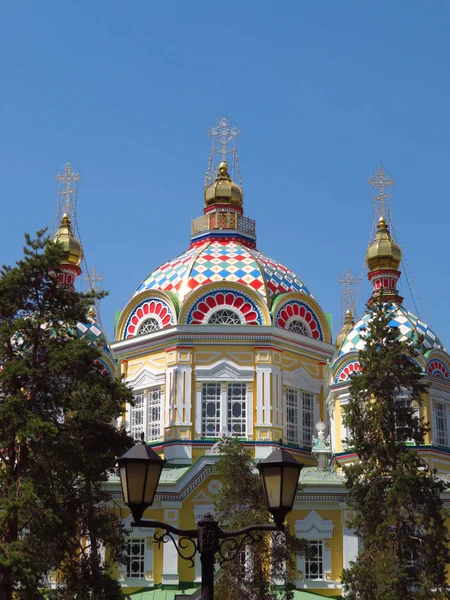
[366,215,403,304]
[54,163,81,232]
[204,116,242,189]
[52,163,84,290]
[337,267,359,326]
[336,309,355,349]
[191,117,256,248]
[52,212,83,289]
[368,165,394,230]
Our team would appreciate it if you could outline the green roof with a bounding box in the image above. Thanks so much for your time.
[128,589,198,599]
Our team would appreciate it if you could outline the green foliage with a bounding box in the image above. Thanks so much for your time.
[0,231,133,599]
[213,439,307,600]
[341,301,450,600]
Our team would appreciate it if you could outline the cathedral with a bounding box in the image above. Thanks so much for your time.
[51,117,450,598]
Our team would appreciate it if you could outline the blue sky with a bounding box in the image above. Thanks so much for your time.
[1,1,449,344]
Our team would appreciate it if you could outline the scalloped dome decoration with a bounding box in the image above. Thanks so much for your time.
[186,289,262,325]
[426,359,450,379]
[275,300,323,340]
[125,298,175,338]
[338,303,444,358]
[335,360,361,383]
[93,357,113,377]
[251,249,311,297]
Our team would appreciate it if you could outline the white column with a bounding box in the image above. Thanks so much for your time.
[161,502,182,586]
[246,382,254,439]
[193,505,215,583]
[256,367,272,425]
[343,509,358,569]
[195,382,203,437]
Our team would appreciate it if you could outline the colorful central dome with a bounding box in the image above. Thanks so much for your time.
[116,118,332,344]
[133,240,312,305]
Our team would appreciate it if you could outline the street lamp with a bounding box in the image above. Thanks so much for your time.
[118,439,303,600]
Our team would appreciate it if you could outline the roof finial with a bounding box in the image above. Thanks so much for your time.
[204,116,242,189]
[337,267,359,326]
[368,164,394,232]
[54,162,82,233]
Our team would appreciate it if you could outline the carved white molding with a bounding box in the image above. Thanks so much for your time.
[283,366,322,394]
[195,359,254,381]
[295,510,334,540]
[127,367,165,391]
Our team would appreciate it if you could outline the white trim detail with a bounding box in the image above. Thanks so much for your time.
[127,367,165,391]
[283,366,322,395]
[195,359,254,381]
[296,511,334,584]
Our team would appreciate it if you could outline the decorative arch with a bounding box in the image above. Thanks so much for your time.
[117,290,178,340]
[334,359,361,383]
[93,356,114,377]
[272,295,325,341]
[426,358,450,380]
[179,283,271,326]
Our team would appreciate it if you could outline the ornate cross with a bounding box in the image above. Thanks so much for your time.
[55,162,82,216]
[338,267,359,325]
[368,164,394,225]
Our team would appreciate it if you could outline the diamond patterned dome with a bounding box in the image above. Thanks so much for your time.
[133,240,312,306]
[338,303,444,358]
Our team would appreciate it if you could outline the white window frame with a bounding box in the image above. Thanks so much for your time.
[128,386,163,443]
[432,392,450,448]
[304,540,324,580]
[117,519,155,588]
[194,360,254,438]
[125,538,145,579]
[284,387,315,448]
[296,511,334,585]
[200,381,248,438]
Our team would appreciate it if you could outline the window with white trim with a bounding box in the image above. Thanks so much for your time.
[129,387,162,442]
[130,393,145,440]
[285,388,315,448]
[305,540,323,580]
[201,382,247,438]
[394,394,419,442]
[126,538,145,579]
[435,402,448,446]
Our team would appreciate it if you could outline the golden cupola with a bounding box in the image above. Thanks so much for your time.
[336,310,355,349]
[366,216,402,272]
[53,213,83,267]
[204,161,243,208]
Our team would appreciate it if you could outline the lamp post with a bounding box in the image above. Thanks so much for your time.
[117,439,303,600]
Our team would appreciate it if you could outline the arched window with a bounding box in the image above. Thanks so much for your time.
[208,309,242,325]
[138,318,160,334]
[288,320,310,336]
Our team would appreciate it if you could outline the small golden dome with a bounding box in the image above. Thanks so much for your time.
[204,160,243,207]
[336,310,355,348]
[366,216,402,271]
[53,213,83,267]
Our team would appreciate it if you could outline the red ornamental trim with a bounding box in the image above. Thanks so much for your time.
[189,291,260,325]
[427,360,450,379]
[338,361,361,382]
[126,300,174,338]
[93,359,110,377]
[276,302,320,340]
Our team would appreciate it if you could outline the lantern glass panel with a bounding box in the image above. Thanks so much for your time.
[281,465,300,508]
[126,462,148,504]
[144,463,163,505]
[119,465,129,504]
[262,466,282,508]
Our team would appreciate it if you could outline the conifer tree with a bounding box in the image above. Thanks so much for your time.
[213,438,306,600]
[341,301,450,600]
[0,231,133,599]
